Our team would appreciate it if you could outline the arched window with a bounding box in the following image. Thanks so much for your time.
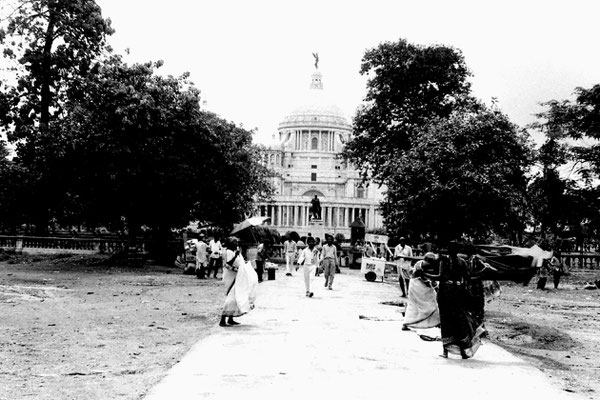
[311,137,318,150]
[356,184,365,199]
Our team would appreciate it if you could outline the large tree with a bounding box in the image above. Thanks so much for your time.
[529,84,600,241]
[534,85,600,183]
[382,106,532,243]
[41,55,272,245]
[1,0,113,233]
[342,39,474,184]
[1,0,113,134]
[343,39,531,243]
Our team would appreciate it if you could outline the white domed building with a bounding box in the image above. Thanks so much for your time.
[256,67,384,238]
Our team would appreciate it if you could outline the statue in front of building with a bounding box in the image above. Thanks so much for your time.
[310,195,322,220]
[312,52,319,69]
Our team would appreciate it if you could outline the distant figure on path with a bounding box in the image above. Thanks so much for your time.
[283,236,297,276]
[550,252,564,289]
[208,236,223,279]
[195,235,209,279]
[394,237,413,297]
[536,259,551,290]
[321,235,338,290]
[297,236,319,297]
[255,239,271,282]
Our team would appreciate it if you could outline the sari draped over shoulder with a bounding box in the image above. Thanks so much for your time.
[437,255,485,358]
[403,261,440,329]
[222,251,258,317]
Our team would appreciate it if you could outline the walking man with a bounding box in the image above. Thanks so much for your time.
[321,235,339,290]
[394,237,413,297]
[195,235,209,279]
[208,235,223,279]
[297,236,319,297]
[283,236,297,276]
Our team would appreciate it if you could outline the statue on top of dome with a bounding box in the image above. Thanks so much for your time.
[312,52,319,69]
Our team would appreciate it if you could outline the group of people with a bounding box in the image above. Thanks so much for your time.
[284,234,340,297]
[183,234,229,280]
[394,239,490,359]
[536,252,565,290]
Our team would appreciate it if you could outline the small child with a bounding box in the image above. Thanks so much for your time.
[297,237,319,297]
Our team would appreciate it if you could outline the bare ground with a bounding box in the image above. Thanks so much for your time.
[485,274,600,399]
[0,253,599,399]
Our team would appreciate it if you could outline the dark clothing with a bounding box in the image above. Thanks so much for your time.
[399,276,409,297]
[256,244,270,282]
[208,257,222,278]
[552,270,561,289]
[437,255,485,358]
[255,260,264,282]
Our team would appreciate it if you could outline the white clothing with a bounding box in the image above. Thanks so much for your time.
[394,244,413,279]
[298,247,319,293]
[284,240,297,274]
[209,239,222,259]
[222,249,258,316]
[195,241,208,267]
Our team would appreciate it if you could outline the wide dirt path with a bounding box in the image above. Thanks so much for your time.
[144,268,583,400]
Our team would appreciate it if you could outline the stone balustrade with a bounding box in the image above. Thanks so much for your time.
[0,235,144,255]
[560,253,600,270]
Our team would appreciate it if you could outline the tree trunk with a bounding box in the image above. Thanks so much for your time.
[151,224,177,265]
[40,2,57,127]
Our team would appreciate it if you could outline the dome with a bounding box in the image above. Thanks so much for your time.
[279,70,351,130]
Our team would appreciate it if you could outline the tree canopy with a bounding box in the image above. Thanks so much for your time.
[0,0,113,233]
[344,39,532,243]
[528,84,600,240]
[36,55,273,235]
[0,1,274,243]
[0,0,113,137]
[382,106,532,243]
[343,39,474,183]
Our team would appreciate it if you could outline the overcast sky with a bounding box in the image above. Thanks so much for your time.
[7,0,600,147]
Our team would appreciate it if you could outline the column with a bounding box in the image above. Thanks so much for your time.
[304,206,308,226]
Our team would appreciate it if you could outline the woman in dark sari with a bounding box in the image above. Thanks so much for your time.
[424,242,485,359]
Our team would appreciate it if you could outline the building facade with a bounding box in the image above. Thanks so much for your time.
[256,68,384,238]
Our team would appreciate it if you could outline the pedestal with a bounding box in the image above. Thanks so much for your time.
[308,218,325,241]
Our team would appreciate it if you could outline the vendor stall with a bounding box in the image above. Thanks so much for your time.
[360,233,396,282]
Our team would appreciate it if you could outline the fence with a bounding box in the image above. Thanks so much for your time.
[2,236,599,270]
[560,253,600,270]
[0,235,143,255]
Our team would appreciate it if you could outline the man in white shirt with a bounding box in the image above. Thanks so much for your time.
[283,237,297,276]
[195,235,209,279]
[297,236,318,297]
[394,237,413,297]
[208,236,223,279]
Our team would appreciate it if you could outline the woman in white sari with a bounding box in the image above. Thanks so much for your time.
[402,252,440,331]
[219,237,258,327]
